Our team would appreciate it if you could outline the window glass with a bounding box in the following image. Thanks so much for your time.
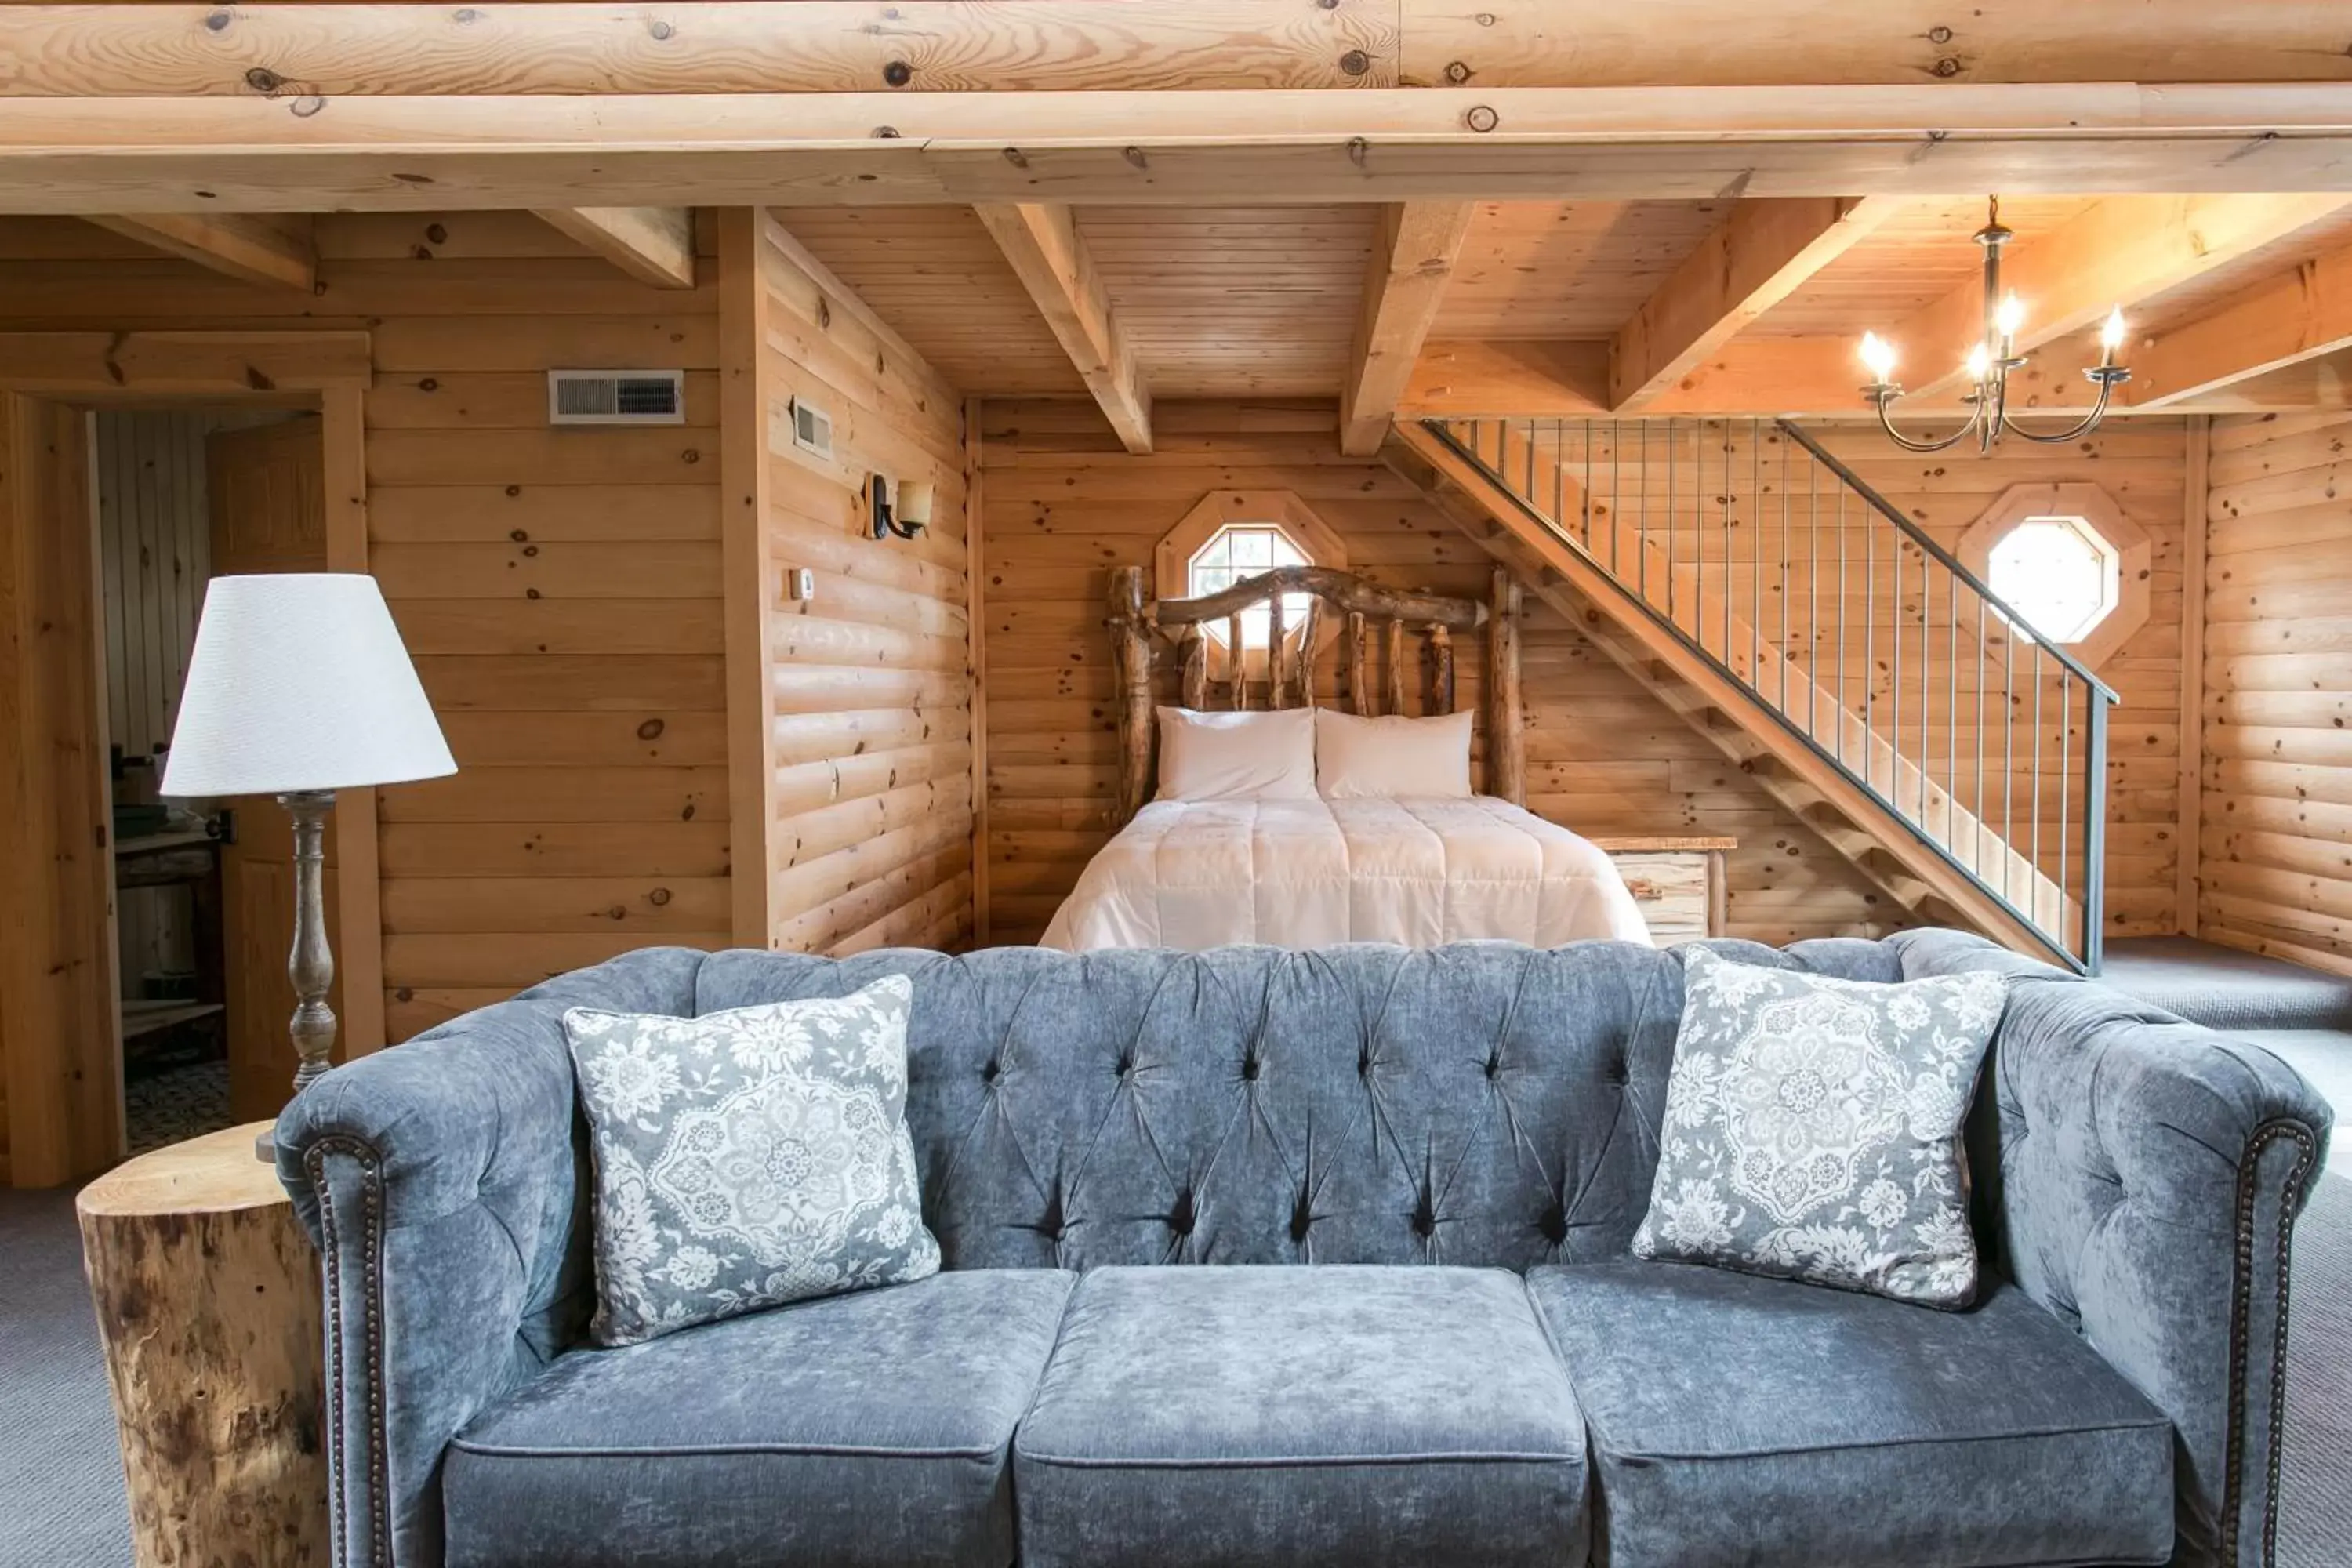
[1189,525,1312,648]
[1985,515,2117,645]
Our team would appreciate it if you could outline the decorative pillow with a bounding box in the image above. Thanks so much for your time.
[1632,947,2007,1308]
[1314,707,1475,799]
[1156,706,1317,801]
[564,975,940,1347]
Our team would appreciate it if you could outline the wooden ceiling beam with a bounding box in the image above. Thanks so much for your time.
[1871,194,2352,399]
[5,87,2352,211]
[1610,196,1900,412]
[0,4,2340,96]
[532,207,697,289]
[84,213,314,290]
[1397,335,2346,419]
[1339,201,1475,457]
[2122,240,2352,408]
[975,203,1152,453]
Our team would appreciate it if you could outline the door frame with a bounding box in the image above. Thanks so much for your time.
[0,330,380,1185]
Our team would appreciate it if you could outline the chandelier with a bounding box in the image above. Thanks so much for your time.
[1857,198,2132,454]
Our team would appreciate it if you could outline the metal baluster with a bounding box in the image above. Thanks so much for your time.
[1523,418,1537,510]
[1666,419,1676,628]
[1579,418,1591,549]
[2059,670,2072,946]
[1918,549,1929,833]
[1610,419,1621,576]
[2003,617,2016,906]
[2031,641,2044,903]
[1975,593,1987,877]
[1947,572,1958,848]
[2085,691,2109,972]
[1780,427,1791,719]
[1807,452,1818,741]
[1750,422,1761,704]
[1882,526,1900,818]
[1837,480,1848,769]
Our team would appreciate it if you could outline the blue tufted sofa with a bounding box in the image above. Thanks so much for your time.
[275,931,2332,1568]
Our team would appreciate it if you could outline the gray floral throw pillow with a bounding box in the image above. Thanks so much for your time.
[1632,948,2007,1308]
[564,975,940,1347]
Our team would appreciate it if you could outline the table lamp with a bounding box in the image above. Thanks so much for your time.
[162,574,455,1153]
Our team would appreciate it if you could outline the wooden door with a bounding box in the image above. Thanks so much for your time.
[205,416,343,1122]
[0,394,121,1186]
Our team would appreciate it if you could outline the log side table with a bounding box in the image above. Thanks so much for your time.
[77,1120,328,1567]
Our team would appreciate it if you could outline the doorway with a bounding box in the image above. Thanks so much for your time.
[96,409,329,1153]
[0,340,376,1189]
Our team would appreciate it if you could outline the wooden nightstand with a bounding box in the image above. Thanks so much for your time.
[1588,836,1736,942]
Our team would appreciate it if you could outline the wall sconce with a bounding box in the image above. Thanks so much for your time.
[869,474,931,541]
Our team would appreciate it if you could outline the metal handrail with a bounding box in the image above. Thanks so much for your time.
[1421,415,2111,972]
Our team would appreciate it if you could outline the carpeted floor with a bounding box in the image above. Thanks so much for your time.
[5,1172,2350,1567]
[2104,936,2352,1033]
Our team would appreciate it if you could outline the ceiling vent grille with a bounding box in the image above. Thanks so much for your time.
[546,369,686,426]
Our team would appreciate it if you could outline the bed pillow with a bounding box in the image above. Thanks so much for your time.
[564,976,941,1347]
[1314,708,1475,799]
[1632,947,2008,1308]
[1156,706,1317,801]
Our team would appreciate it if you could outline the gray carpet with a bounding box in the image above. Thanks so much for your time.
[2104,936,2352,1033]
[0,1187,130,1568]
[3,1175,2348,1566]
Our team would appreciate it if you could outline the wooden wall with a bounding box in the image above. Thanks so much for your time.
[1543,418,2193,941]
[977,398,1912,947]
[0,395,118,1187]
[733,214,977,955]
[2199,410,2352,973]
[978,401,2191,948]
[0,213,734,1051]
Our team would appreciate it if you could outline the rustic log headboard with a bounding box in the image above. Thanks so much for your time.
[1105,562,1525,823]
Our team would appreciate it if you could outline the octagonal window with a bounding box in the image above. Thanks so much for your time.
[1189,524,1312,649]
[1959,482,2150,668]
[1984,514,2119,646]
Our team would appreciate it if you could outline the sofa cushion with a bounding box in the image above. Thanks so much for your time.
[1013,1265,1588,1568]
[441,1269,1073,1568]
[1526,1260,2174,1568]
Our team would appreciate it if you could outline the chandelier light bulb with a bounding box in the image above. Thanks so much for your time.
[2101,306,2128,353]
[1994,292,2027,339]
[1965,343,1993,383]
[1859,332,1898,383]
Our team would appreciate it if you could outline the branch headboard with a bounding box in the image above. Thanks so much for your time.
[1105,562,1526,823]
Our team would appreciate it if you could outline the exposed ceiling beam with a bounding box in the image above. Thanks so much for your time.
[85,213,314,290]
[1610,196,1901,412]
[975,203,1152,454]
[2123,240,2352,408]
[1397,336,2347,419]
[1339,201,1476,457]
[0,4,2338,96]
[1871,194,2352,398]
[5,87,2352,211]
[532,207,698,289]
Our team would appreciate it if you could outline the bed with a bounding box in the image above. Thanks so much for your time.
[1040,561,1653,952]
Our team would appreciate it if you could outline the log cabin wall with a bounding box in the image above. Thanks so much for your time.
[2199,411,2352,973]
[731,214,977,956]
[978,401,2192,948]
[0,213,731,1047]
[977,398,1907,947]
[1544,418,2193,942]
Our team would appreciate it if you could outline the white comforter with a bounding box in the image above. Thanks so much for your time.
[1040,796,1652,951]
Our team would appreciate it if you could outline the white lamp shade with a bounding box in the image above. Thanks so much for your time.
[161,573,456,798]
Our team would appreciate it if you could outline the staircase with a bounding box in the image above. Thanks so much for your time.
[1389,416,2116,972]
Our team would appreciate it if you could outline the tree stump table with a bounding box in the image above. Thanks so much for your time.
[77,1120,328,1567]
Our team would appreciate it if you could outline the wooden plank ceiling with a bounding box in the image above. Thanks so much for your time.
[766,194,2352,424]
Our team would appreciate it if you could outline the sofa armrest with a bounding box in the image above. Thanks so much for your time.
[1893,931,2333,1568]
[273,947,708,1568]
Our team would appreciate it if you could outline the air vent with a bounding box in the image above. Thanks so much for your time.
[546,369,686,426]
[790,396,835,461]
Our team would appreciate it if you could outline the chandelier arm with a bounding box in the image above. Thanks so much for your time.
[1871,394,1984,454]
[1996,376,2119,445]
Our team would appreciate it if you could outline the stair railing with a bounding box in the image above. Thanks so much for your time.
[1423,416,2118,972]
